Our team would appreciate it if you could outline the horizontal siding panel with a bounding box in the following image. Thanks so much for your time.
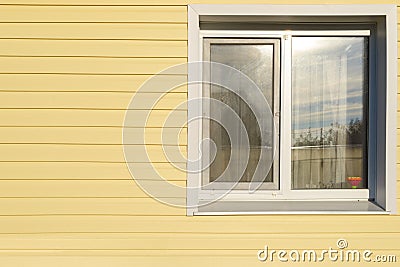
[0,198,184,216]
[0,144,186,162]
[0,215,399,234]
[0,92,187,110]
[397,129,400,144]
[397,41,400,55]
[0,6,187,23]
[0,162,186,180]
[0,197,398,218]
[0,171,394,192]
[0,180,185,198]
[0,39,187,57]
[0,110,186,127]
[2,254,400,267]
[397,76,400,93]
[0,232,398,250]
[0,57,186,74]
[0,255,259,267]
[398,93,400,110]
[0,0,398,4]
[1,179,394,199]
[0,23,187,40]
[0,74,187,92]
[397,163,400,178]
[0,254,399,267]
[397,128,400,141]
[0,127,186,145]
[0,250,395,257]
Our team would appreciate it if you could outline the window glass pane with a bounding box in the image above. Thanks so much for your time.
[206,42,275,184]
[291,37,368,189]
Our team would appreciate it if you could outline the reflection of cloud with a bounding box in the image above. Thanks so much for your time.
[292,88,362,107]
[293,106,363,129]
[293,103,362,119]
[292,36,367,131]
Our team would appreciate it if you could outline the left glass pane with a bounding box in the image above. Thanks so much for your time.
[203,40,276,187]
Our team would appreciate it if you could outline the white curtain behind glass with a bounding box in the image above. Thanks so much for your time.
[292,37,367,189]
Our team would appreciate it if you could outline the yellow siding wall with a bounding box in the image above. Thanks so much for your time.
[0,0,399,266]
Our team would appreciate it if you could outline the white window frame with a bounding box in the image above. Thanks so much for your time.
[199,30,370,201]
[201,36,281,191]
[187,4,397,215]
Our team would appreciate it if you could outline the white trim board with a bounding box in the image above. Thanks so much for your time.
[187,4,397,215]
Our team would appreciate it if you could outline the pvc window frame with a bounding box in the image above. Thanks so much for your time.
[201,37,281,191]
[187,4,397,215]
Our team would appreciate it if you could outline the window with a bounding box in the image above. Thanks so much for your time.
[202,38,280,190]
[187,5,397,215]
[291,36,368,190]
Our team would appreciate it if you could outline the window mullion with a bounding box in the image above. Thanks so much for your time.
[280,34,292,197]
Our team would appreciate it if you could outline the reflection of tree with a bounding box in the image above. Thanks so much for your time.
[293,118,363,146]
[346,118,363,144]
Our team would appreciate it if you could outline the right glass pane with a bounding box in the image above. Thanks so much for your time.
[291,36,368,189]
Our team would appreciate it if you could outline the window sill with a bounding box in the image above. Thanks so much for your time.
[194,200,388,215]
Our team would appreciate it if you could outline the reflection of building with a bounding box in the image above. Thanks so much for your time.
[292,145,364,189]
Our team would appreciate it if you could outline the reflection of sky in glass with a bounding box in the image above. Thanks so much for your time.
[292,37,367,131]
